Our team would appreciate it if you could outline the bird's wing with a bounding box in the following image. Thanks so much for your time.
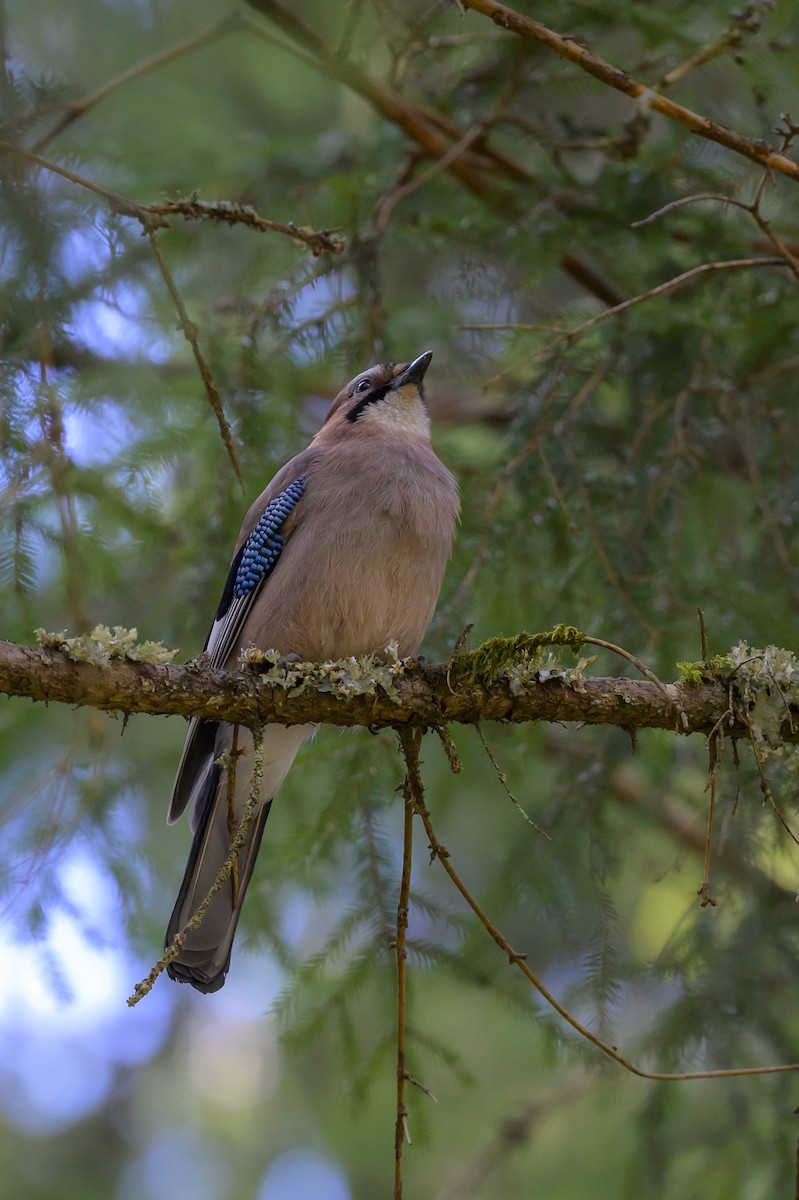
[168,449,318,825]
[205,472,306,670]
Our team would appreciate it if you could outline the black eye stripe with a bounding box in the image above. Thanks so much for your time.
[345,381,393,422]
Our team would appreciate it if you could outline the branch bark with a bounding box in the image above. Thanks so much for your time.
[0,638,790,741]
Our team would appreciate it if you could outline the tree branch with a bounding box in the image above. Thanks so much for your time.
[243,0,531,199]
[1,636,795,742]
[461,0,799,184]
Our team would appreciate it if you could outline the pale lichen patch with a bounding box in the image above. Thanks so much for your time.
[240,639,407,701]
[35,625,178,667]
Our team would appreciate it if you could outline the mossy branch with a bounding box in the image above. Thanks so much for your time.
[3,629,799,747]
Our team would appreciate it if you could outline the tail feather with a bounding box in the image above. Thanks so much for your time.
[165,722,314,993]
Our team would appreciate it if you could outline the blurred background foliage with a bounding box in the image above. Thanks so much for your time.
[2,0,799,1196]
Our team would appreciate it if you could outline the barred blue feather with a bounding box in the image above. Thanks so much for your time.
[233,476,306,598]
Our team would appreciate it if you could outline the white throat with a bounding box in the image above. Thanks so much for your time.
[357,385,431,437]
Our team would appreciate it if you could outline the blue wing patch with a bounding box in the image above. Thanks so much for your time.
[233,476,306,598]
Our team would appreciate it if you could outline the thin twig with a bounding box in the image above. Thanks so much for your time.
[31,17,240,151]
[745,721,799,850]
[698,608,708,662]
[399,730,799,1081]
[582,636,670,700]
[475,725,548,837]
[146,196,344,256]
[445,623,474,694]
[434,725,462,774]
[464,258,787,389]
[0,142,344,256]
[373,121,488,234]
[631,192,753,228]
[395,727,420,1200]
[147,230,243,486]
[658,29,740,90]
[0,139,165,223]
[698,737,719,908]
[633,182,799,283]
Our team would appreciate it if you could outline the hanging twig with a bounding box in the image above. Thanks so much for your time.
[398,729,799,1081]
[394,727,420,1199]
[146,230,243,486]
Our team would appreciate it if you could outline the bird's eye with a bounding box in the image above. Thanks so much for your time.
[356,378,371,393]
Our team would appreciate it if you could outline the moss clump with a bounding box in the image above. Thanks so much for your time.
[676,655,736,689]
[452,626,589,687]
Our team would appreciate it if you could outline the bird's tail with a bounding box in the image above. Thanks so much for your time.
[165,722,312,993]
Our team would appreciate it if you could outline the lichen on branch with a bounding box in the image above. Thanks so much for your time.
[3,628,799,748]
[35,624,179,667]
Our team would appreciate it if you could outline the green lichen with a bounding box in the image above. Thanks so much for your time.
[35,625,178,666]
[451,626,590,688]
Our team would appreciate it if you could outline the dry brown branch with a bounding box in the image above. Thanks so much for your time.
[460,0,799,183]
[243,0,532,199]
[4,636,799,743]
[399,730,799,1081]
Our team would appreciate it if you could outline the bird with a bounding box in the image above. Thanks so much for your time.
[165,351,459,993]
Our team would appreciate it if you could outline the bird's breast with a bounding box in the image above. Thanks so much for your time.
[238,441,458,663]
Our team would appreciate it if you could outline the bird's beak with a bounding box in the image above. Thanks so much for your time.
[394,350,433,390]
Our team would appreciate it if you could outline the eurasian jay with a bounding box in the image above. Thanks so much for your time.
[165,351,459,992]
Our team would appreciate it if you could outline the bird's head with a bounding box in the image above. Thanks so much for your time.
[323,351,434,436]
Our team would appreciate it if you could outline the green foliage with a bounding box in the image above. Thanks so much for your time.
[3,0,799,1196]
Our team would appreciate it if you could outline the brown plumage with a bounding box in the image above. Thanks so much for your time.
[165,352,459,992]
